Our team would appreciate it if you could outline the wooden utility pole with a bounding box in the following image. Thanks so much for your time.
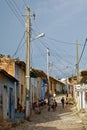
[25,7,31,120]
[76,40,79,83]
[47,48,50,105]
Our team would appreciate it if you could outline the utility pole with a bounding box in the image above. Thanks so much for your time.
[25,7,31,120]
[47,48,50,105]
[66,66,69,93]
[76,40,79,84]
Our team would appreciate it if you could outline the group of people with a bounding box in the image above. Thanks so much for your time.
[48,98,57,111]
[32,94,69,114]
[32,99,47,114]
[48,95,69,111]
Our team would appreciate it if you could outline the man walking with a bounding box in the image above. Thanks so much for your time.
[61,97,65,108]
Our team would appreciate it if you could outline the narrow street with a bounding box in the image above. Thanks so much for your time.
[9,95,87,130]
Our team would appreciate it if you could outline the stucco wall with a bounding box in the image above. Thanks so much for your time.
[0,73,15,119]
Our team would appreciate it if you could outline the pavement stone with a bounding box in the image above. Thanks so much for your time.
[1,95,87,130]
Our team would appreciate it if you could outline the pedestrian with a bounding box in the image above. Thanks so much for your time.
[48,98,55,111]
[66,97,68,105]
[54,99,57,111]
[61,97,65,108]
[66,94,68,104]
[48,98,51,111]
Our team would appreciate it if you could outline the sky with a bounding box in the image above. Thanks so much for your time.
[0,0,87,79]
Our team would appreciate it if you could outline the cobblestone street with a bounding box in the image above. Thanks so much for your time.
[9,95,87,130]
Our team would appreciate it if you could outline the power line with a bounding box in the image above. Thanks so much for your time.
[35,37,75,66]
[5,0,25,27]
[30,23,87,77]
[42,36,76,59]
[12,31,25,58]
[78,38,87,64]
[31,23,82,46]
[12,0,25,22]
[4,31,25,72]
[31,37,75,78]
[45,36,82,45]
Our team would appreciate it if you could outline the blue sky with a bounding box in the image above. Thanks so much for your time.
[0,0,87,79]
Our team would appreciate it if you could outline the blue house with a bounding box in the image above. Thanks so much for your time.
[40,79,47,100]
[0,69,18,120]
[0,56,26,118]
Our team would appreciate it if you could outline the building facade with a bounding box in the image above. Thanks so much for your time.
[0,69,18,119]
[0,56,26,115]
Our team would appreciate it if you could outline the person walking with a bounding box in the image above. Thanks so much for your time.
[48,98,55,111]
[54,99,57,111]
[61,97,65,108]
[66,94,69,107]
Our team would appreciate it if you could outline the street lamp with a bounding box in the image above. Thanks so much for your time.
[31,33,45,41]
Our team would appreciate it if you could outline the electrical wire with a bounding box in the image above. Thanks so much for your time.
[31,28,77,65]
[45,36,82,45]
[5,0,25,27]
[43,37,76,59]
[31,16,87,77]
[4,0,87,79]
[31,24,82,46]
[35,37,75,66]
[12,0,25,22]
[31,28,78,76]
[12,31,25,58]
[31,28,87,69]
[78,38,87,65]
[31,36,75,78]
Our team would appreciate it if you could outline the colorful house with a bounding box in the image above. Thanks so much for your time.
[0,69,18,119]
[48,77,66,96]
[0,55,26,116]
[30,68,47,105]
[56,79,66,94]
